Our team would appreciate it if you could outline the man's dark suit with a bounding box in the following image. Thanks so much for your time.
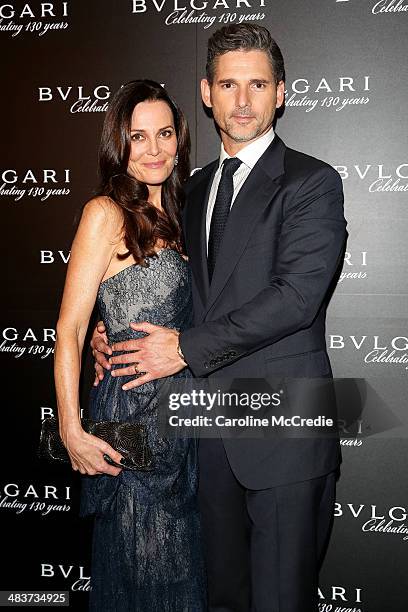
[179,134,347,612]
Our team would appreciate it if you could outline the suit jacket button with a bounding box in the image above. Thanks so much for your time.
[230,350,237,357]
[209,359,216,367]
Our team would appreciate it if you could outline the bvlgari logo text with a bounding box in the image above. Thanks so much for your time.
[334,163,408,193]
[0,327,55,359]
[38,85,111,113]
[335,502,408,541]
[318,585,363,611]
[40,250,70,264]
[37,83,166,113]
[373,0,408,13]
[0,2,69,37]
[0,482,71,516]
[338,251,368,283]
[40,406,85,420]
[337,0,408,14]
[41,564,91,592]
[0,169,70,202]
[285,76,371,113]
[132,0,266,9]
[131,0,267,29]
[338,418,364,448]
[329,335,408,370]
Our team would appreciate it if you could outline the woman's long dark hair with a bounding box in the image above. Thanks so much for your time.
[98,79,190,264]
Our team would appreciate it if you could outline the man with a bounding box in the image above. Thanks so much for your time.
[92,25,347,612]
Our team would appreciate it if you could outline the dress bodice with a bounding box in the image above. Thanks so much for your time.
[80,251,206,610]
[97,248,193,342]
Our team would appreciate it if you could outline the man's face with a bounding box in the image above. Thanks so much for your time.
[201,49,285,153]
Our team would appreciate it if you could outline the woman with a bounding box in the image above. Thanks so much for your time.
[54,80,206,611]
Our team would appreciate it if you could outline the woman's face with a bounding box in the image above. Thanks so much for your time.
[127,99,178,187]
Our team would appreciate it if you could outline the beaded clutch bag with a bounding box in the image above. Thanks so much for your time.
[38,417,153,470]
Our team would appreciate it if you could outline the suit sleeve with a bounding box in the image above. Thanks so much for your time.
[179,165,347,376]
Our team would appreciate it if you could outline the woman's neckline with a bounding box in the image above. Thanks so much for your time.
[100,248,184,286]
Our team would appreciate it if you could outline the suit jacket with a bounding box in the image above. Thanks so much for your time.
[179,134,348,489]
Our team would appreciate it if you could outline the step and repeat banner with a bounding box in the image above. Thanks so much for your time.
[1,1,407,610]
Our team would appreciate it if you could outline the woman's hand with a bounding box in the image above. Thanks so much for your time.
[91,321,112,386]
[61,425,123,476]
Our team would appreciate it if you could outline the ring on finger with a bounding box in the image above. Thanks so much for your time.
[133,361,140,374]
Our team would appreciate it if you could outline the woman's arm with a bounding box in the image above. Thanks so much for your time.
[54,197,124,476]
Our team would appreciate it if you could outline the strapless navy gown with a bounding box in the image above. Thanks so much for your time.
[79,249,207,611]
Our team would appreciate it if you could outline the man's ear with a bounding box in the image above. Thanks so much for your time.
[276,80,285,109]
[201,78,212,108]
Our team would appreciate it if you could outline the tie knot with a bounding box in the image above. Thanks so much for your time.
[222,157,242,176]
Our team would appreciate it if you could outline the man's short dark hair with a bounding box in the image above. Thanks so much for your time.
[206,24,285,85]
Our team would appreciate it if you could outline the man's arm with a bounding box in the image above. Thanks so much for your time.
[179,166,347,376]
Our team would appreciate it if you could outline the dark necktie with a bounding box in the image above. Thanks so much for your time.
[208,157,242,281]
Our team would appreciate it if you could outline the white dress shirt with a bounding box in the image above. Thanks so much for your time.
[206,125,275,251]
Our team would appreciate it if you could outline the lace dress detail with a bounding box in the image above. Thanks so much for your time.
[79,249,207,611]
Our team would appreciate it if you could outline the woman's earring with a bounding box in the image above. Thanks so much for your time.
[174,153,179,166]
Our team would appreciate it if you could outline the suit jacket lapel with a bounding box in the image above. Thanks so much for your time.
[184,161,217,306]
[204,135,286,317]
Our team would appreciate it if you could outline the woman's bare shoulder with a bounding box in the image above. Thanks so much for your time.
[81,196,124,240]
[82,196,122,221]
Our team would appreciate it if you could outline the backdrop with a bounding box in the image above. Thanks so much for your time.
[1,1,407,610]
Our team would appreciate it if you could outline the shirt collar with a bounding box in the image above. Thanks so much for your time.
[218,125,275,170]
